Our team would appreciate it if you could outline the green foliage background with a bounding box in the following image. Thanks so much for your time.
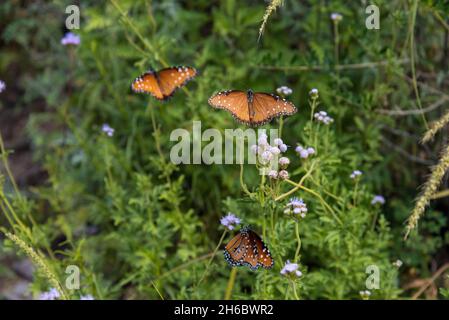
[0,0,449,299]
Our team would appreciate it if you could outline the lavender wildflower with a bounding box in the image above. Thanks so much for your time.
[371,195,386,205]
[220,213,241,231]
[314,111,334,125]
[61,32,81,46]
[350,170,362,179]
[39,288,60,300]
[280,260,302,277]
[102,124,115,137]
[284,197,307,218]
[295,145,315,159]
[80,294,95,300]
[0,80,6,93]
[276,86,293,96]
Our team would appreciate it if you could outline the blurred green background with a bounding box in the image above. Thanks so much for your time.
[0,0,448,299]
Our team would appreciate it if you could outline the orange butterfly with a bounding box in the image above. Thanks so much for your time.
[131,66,197,101]
[224,227,274,270]
[208,89,297,127]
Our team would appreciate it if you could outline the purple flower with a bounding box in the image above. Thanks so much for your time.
[39,288,60,300]
[61,32,80,46]
[80,294,95,300]
[280,260,302,277]
[102,124,115,137]
[371,195,385,205]
[296,145,315,159]
[314,111,334,125]
[0,80,6,93]
[220,213,241,231]
[273,138,284,146]
[279,143,288,152]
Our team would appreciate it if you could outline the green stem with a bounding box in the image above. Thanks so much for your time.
[409,0,429,130]
[197,231,227,285]
[224,268,238,300]
[294,222,301,262]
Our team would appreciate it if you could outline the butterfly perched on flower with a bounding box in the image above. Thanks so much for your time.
[131,66,197,101]
[208,89,297,127]
[224,226,274,270]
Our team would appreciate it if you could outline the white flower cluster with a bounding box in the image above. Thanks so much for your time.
[276,86,293,96]
[284,197,308,218]
[252,134,290,179]
[295,145,315,159]
[314,111,334,125]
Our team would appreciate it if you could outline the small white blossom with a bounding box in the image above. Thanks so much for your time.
[269,146,281,155]
[279,157,290,168]
[273,138,284,146]
[278,170,289,180]
[309,88,319,98]
[258,133,268,146]
[80,294,95,300]
[268,170,278,179]
[276,86,293,96]
[330,13,343,22]
[392,259,403,268]
[350,170,363,179]
[261,150,273,163]
[279,144,288,152]
[280,260,302,277]
[0,80,6,93]
[359,290,371,299]
[284,197,308,218]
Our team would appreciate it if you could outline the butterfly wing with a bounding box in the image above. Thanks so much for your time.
[224,232,247,267]
[131,71,164,100]
[251,92,297,126]
[224,228,273,270]
[249,230,274,269]
[208,90,251,124]
[157,66,197,99]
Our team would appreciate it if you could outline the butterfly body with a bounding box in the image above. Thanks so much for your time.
[224,226,274,270]
[208,89,297,127]
[131,66,197,101]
